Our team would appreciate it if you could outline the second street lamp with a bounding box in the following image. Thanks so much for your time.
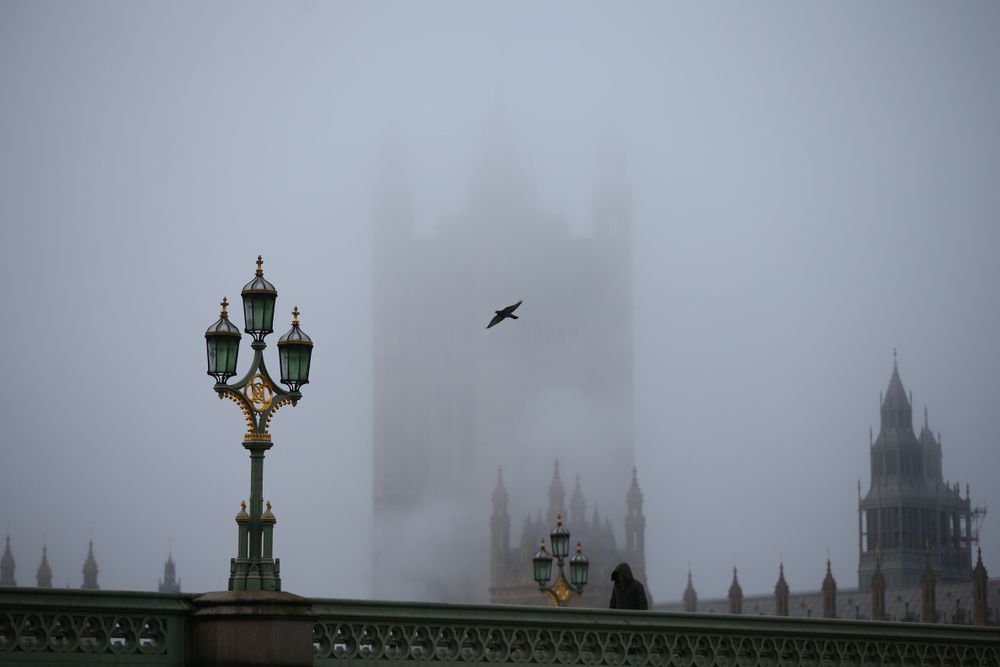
[204,255,314,592]
[532,513,589,606]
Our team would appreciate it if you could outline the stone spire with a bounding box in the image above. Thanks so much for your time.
[158,549,180,593]
[880,349,913,431]
[774,561,790,616]
[821,557,837,618]
[728,567,743,615]
[547,460,565,527]
[490,468,511,586]
[682,568,697,613]
[36,545,52,588]
[871,546,886,621]
[972,547,989,626]
[1,533,15,586]
[624,466,645,581]
[569,474,586,527]
[920,543,936,623]
[81,540,99,590]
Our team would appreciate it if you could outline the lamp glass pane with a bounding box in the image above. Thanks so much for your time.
[533,556,551,584]
[263,297,275,332]
[252,298,265,331]
[551,533,569,559]
[223,337,240,374]
[279,346,290,381]
[296,347,312,383]
[206,337,218,375]
[570,560,588,587]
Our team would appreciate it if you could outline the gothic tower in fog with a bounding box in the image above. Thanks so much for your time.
[372,120,635,602]
[858,354,974,589]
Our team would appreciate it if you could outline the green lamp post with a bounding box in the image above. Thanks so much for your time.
[532,513,589,606]
[204,255,313,592]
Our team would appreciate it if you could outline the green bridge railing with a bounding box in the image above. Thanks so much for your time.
[2,587,998,666]
[310,598,1000,666]
[0,587,192,665]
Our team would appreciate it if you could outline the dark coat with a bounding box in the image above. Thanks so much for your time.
[609,562,648,610]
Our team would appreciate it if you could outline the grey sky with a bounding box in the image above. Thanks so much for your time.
[1,1,998,602]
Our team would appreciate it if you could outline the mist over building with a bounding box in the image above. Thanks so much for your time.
[371,114,635,603]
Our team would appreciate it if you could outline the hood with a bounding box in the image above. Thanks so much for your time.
[612,562,634,584]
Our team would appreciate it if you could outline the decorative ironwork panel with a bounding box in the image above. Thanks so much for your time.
[311,599,1000,667]
[0,588,190,665]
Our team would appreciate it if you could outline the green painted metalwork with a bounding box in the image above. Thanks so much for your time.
[2,588,998,666]
[208,257,312,593]
[0,587,192,665]
[311,598,1000,666]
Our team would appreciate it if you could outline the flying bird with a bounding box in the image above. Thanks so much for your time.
[487,300,522,329]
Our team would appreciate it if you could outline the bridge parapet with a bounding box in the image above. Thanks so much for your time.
[311,598,1000,667]
[0,586,192,665]
[2,587,998,666]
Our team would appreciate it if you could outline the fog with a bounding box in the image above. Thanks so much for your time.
[1,1,998,604]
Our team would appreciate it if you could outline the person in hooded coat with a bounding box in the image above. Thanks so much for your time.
[609,562,648,610]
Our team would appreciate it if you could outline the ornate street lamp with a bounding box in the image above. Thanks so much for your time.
[204,255,313,592]
[532,514,589,606]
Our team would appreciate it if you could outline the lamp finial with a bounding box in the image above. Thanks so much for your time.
[256,255,264,276]
[220,297,229,317]
[292,306,300,326]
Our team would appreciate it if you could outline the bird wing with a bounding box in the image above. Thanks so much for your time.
[487,312,505,329]
[506,300,523,314]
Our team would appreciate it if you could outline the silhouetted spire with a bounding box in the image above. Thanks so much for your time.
[972,547,988,626]
[627,466,642,507]
[1,533,15,586]
[728,567,743,615]
[36,545,52,588]
[880,352,913,431]
[774,562,790,616]
[490,468,511,577]
[81,540,98,590]
[547,460,565,526]
[682,568,697,613]
[159,549,180,593]
[821,558,837,618]
[569,474,585,526]
[492,467,509,515]
[624,467,645,578]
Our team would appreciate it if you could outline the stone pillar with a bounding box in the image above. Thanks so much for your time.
[190,590,314,667]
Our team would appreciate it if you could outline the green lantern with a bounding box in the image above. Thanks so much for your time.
[550,513,570,559]
[205,297,241,382]
[569,541,589,588]
[241,255,277,340]
[278,306,313,391]
[532,539,553,585]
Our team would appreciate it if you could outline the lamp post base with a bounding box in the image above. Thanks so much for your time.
[190,590,314,667]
